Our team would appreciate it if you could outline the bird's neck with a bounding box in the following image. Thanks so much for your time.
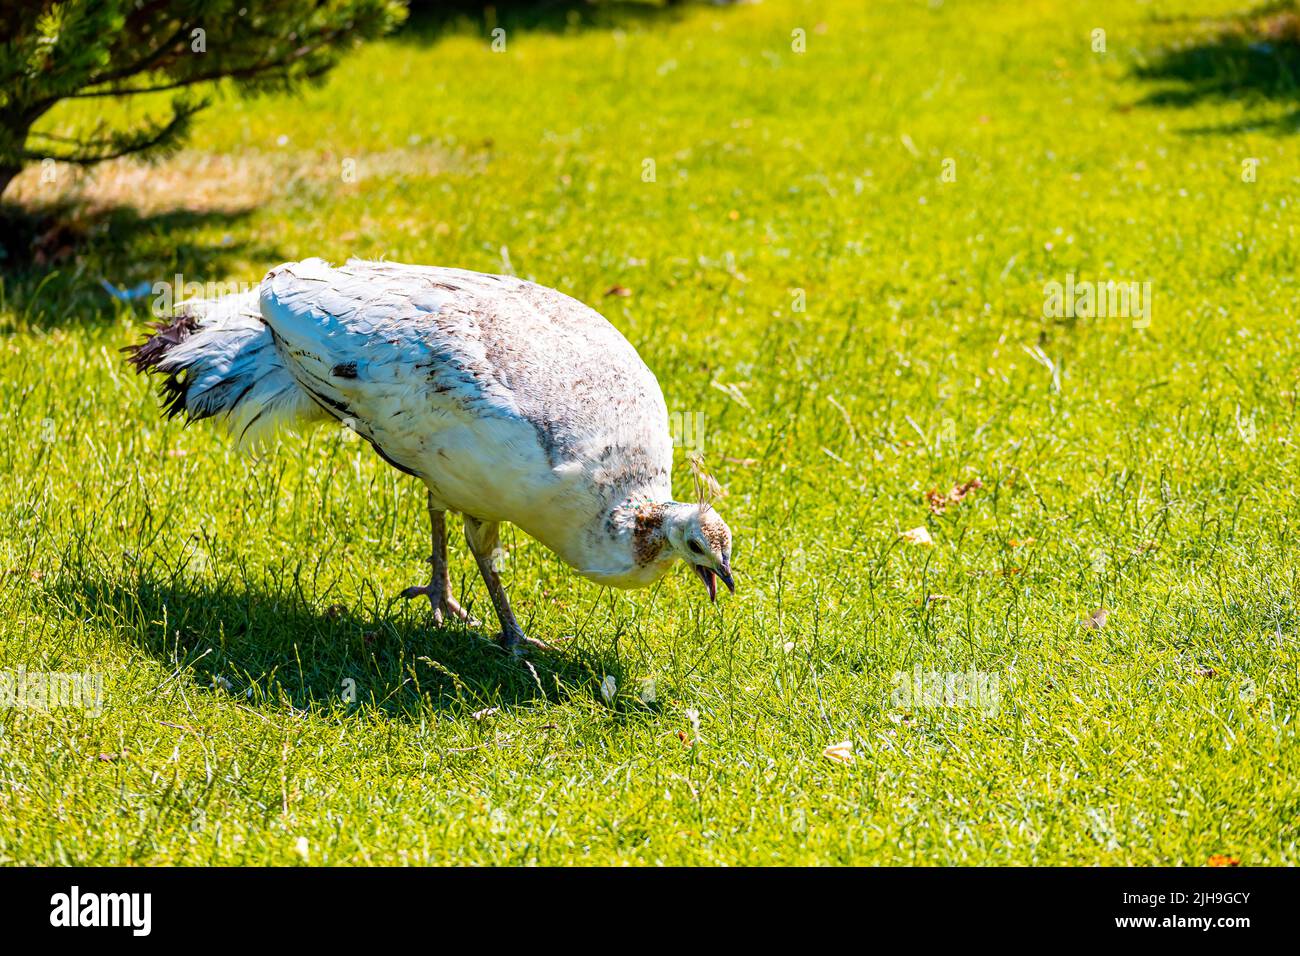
[579,496,682,588]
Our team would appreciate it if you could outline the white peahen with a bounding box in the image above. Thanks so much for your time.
[126,258,735,653]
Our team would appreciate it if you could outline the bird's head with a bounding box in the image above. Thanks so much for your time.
[663,503,735,602]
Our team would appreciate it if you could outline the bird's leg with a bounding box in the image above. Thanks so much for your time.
[463,515,548,655]
[401,491,475,625]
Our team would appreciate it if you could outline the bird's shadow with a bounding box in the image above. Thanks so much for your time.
[49,567,627,723]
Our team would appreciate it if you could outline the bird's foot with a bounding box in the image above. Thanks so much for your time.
[400,582,478,627]
[496,628,554,656]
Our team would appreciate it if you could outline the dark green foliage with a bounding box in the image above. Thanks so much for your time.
[0,0,406,199]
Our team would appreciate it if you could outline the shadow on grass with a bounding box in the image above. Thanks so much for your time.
[48,566,623,722]
[397,0,698,42]
[0,201,282,332]
[1133,2,1300,133]
[1,1,725,328]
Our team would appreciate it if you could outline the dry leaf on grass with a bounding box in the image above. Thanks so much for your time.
[599,675,617,706]
[1082,608,1109,630]
[925,477,984,514]
[823,741,855,764]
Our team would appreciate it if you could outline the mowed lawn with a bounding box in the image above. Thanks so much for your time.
[2,0,1298,865]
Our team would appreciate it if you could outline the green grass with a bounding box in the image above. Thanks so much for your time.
[1,0,1299,865]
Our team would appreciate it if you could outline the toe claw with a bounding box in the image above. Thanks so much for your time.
[405,581,479,628]
[496,630,552,655]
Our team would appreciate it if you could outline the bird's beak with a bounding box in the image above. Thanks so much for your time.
[717,563,735,595]
[692,563,735,603]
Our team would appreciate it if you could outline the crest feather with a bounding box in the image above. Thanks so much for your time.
[688,452,726,510]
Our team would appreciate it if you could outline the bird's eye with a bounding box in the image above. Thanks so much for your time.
[688,540,704,555]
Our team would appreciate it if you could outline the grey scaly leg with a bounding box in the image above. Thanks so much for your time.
[401,491,475,625]
[463,515,547,654]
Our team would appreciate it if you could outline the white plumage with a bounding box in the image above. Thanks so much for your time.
[128,258,734,652]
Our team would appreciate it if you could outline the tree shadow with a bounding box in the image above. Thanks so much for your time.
[46,565,624,723]
[397,0,699,43]
[0,199,283,331]
[0,1,726,328]
[1132,2,1300,134]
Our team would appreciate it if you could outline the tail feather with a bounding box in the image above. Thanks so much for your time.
[124,289,327,449]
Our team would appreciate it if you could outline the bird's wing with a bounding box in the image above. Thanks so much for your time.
[261,258,515,400]
[258,258,673,519]
[257,259,526,474]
